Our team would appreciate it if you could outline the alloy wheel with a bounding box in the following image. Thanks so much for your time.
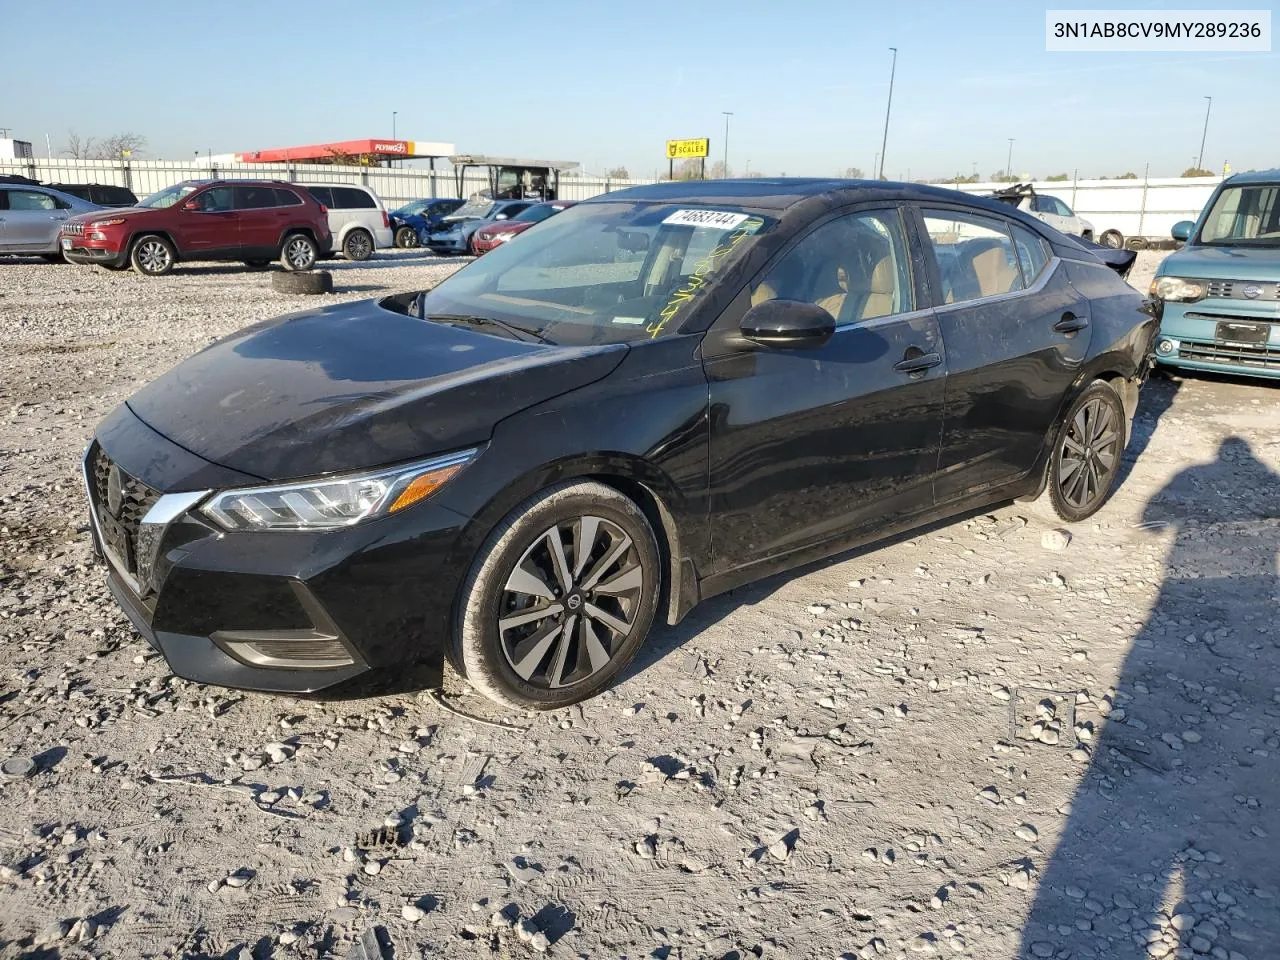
[137,240,171,274]
[285,237,315,269]
[1057,397,1120,511]
[346,232,372,260]
[498,516,644,689]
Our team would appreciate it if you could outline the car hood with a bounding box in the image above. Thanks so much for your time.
[66,206,154,224]
[1160,243,1280,281]
[125,297,628,481]
[480,221,533,237]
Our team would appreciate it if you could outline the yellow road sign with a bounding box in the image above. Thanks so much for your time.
[667,138,710,159]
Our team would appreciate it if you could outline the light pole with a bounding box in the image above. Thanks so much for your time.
[1006,138,1015,179]
[877,47,897,180]
[721,111,733,177]
[1196,96,1211,171]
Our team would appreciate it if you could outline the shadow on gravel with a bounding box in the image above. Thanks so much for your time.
[1114,375,1180,493]
[1018,436,1280,959]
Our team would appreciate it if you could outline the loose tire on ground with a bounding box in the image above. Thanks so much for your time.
[456,481,662,710]
[343,229,374,261]
[1100,229,1124,249]
[129,234,176,276]
[271,270,333,295]
[1031,380,1127,524]
[394,225,419,249]
[279,232,318,272]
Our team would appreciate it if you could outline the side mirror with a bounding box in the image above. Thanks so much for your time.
[1171,221,1194,242]
[740,299,835,349]
[182,200,199,211]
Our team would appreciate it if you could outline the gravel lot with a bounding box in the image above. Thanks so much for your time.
[1,250,1278,960]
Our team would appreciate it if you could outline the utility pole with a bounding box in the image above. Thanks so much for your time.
[1196,96,1211,171]
[877,47,897,180]
[721,111,733,177]
[1006,138,1015,179]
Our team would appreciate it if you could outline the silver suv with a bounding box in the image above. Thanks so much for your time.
[303,184,393,261]
[0,182,98,260]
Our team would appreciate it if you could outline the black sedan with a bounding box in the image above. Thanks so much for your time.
[84,179,1156,709]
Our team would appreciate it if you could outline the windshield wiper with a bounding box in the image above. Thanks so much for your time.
[426,314,553,345]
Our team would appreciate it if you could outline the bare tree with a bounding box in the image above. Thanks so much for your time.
[606,166,630,180]
[705,161,729,179]
[1045,172,1070,181]
[1181,166,1214,177]
[843,166,864,179]
[61,130,96,159]
[93,132,147,159]
[675,158,705,180]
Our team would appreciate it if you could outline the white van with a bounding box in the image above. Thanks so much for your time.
[302,184,394,261]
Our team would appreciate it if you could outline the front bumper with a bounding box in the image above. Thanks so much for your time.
[1154,300,1280,379]
[62,236,128,267]
[84,407,470,694]
[426,232,468,254]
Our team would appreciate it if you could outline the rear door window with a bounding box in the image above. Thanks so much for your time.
[1011,224,1052,284]
[922,210,1024,304]
[332,187,377,209]
[306,186,334,208]
[235,186,279,209]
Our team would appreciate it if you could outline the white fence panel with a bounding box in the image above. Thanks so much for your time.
[0,157,657,209]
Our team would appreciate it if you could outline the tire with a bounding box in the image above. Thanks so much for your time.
[279,233,318,272]
[1100,229,1124,249]
[343,229,374,261]
[456,481,662,710]
[1080,230,1094,243]
[395,225,419,249]
[1034,381,1127,523]
[129,235,175,276]
[467,233,479,256]
[244,259,271,269]
[271,270,333,295]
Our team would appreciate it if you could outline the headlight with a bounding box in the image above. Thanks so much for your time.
[201,449,477,532]
[90,218,126,228]
[1150,277,1205,302]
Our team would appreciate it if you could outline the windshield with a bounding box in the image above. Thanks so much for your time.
[451,199,495,220]
[514,203,565,224]
[393,199,432,217]
[420,201,771,345]
[139,183,199,209]
[1198,183,1280,246]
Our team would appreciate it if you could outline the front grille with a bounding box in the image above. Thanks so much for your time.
[1206,280,1233,298]
[61,222,84,236]
[1203,279,1280,301]
[89,445,162,581]
[1178,341,1280,369]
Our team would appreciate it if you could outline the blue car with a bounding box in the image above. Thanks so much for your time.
[425,198,534,255]
[1151,170,1280,380]
[388,198,465,249]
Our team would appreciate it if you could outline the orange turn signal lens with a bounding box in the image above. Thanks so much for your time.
[388,464,465,513]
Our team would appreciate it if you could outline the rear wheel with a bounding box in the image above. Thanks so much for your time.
[129,235,175,276]
[395,225,419,249]
[1100,229,1124,249]
[280,233,317,272]
[456,481,661,710]
[343,228,374,261]
[1036,381,1126,523]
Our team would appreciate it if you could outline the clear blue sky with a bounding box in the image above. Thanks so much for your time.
[2,0,1275,179]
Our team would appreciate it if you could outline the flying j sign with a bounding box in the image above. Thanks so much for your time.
[666,138,710,159]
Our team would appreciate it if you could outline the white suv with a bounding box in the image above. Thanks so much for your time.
[302,184,393,261]
[992,185,1100,244]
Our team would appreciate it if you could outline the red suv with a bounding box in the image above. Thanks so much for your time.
[60,179,332,276]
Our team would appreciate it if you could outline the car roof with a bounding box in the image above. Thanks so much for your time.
[1223,169,1280,185]
[304,182,376,191]
[588,177,1029,216]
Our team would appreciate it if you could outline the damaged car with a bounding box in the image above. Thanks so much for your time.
[83,179,1156,709]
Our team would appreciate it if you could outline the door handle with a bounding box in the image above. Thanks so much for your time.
[893,351,942,375]
[1054,312,1090,334]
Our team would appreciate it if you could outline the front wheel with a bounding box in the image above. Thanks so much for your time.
[280,233,317,272]
[456,481,661,710]
[1037,382,1127,523]
[394,225,419,249]
[130,235,175,276]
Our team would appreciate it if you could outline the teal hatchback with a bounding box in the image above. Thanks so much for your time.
[1151,170,1280,379]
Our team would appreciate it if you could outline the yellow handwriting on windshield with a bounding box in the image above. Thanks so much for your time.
[647,218,762,339]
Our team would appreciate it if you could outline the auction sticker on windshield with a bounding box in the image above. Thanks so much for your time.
[663,209,750,230]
